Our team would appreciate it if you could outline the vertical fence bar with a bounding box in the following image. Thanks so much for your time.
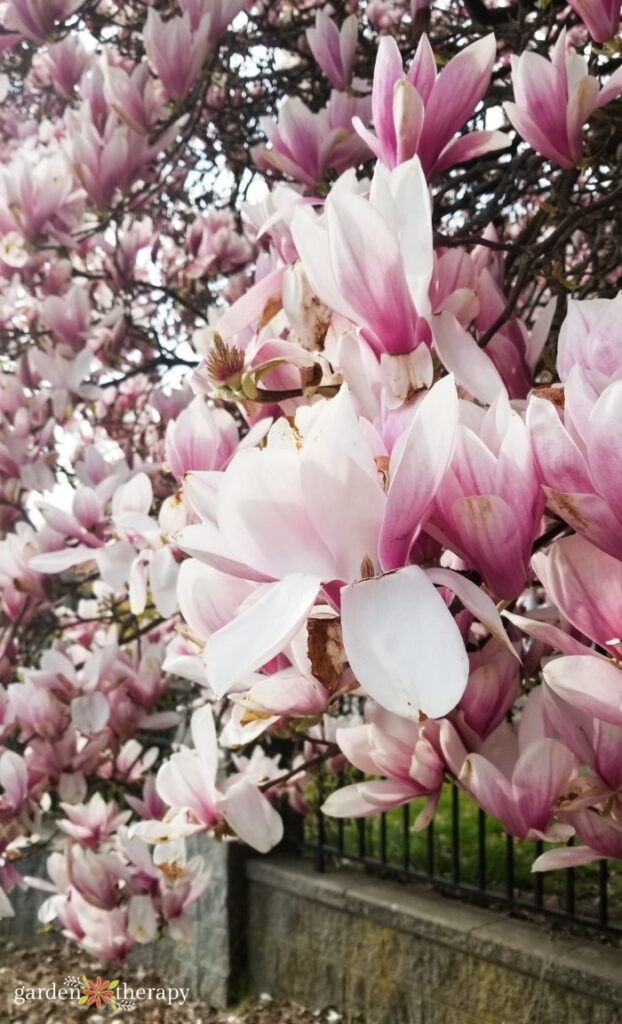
[451,785,460,885]
[506,833,515,904]
[380,812,388,865]
[357,816,366,859]
[402,804,410,870]
[336,771,344,855]
[534,840,544,908]
[477,809,487,891]
[599,860,609,927]
[337,817,344,855]
[565,837,575,916]
[315,769,326,873]
[427,819,435,878]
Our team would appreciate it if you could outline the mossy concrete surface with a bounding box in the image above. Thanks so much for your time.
[245,858,622,1024]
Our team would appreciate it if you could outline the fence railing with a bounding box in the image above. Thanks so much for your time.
[303,781,621,939]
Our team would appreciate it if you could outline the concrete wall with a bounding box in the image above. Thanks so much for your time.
[0,840,244,1008]
[129,840,247,1006]
[245,857,622,1024]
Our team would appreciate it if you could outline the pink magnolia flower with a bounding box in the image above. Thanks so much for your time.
[292,157,433,356]
[38,485,104,543]
[58,793,131,848]
[156,844,211,943]
[85,216,151,295]
[125,777,168,821]
[543,654,622,730]
[533,533,622,658]
[254,92,372,189]
[144,9,211,103]
[472,270,556,400]
[67,106,157,209]
[504,30,622,169]
[73,899,134,961]
[543,661,622,799]
[109,739,159,783]
[31,471,179,617]
[183,210,253,280]
[178,0,246,45]
[353,33,508,177]
[7,680,68,740]
[38,35,92,96]
[178,384,516,720]
[134,706,284,853]
[366,0,408,30]
[556,294,622,381]
[26,852,84,938]
[0,751,29,818]
[460,715,577,841]
[527,377,622,561]
[0,151,83,242]
[322,705,466,825]
[430,390,544,600]
[40,284,91,351]
[123,648,169,711]
[165,397,238,479]
[568,0,621,43]
[533,809,622,870]
[214,603,344,744]
[306,11,358,92]
[453,639,520,749]
[0,524,47,621]
[66,846,123,911]
[103,63,165,135]
[2,0,82,43]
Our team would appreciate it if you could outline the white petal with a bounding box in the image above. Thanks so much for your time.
[150,546,179,618]
[29,546,95,574]
[426,567,519,660]
[432,310,505,405]
[71,693,110,734]
[341,566,469,719]
[220,779,284,853]
[202,575,321,698]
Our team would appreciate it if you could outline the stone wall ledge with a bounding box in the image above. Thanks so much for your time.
[246,856,621,1022]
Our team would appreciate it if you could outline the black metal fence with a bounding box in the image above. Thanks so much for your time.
[303,781,622,939]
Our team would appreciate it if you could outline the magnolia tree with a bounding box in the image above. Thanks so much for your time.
[0,0,621,960]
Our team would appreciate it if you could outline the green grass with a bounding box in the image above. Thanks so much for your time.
[305,783,622,935]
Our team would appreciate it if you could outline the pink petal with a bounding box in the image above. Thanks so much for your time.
[544,655,622,726]
[379,374,458,570]
[532,846,602,871]
[326,190,418,353]
[513,738,576,833]
[434,130,510,174]
[419,34,497,173]
[372,35,404,165]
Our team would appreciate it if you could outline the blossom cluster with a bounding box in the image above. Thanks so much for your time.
[0,0,621,959]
